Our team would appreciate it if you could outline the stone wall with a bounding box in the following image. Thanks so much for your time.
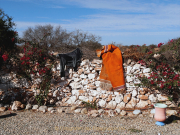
[0,58,174,109]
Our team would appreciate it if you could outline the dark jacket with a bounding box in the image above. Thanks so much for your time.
[58,48,83,77]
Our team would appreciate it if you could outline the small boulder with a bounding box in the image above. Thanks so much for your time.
[115,108,121,114]
[26,103,32,110]
[38,106,47,112]
[120,110,127,116]
[71,106,78,111]
[20,104,25,109]
[107,110,115,117]
[127,112,134,117]
[0,107,6,112]
[150,109,155,114]
[166,110,177,116]
[57,107,65,113]
[98,109,104,114]
[123,94,131,103]
[11,101,22,111]
[81,108,88,114]
[32,105,39,110]
[92,113,99,117]
[74,108,82,113]
[48,107,54,112]
[133,110,141,115]
[149,114,154,118]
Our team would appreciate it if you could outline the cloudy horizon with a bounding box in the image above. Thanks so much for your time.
[1,0,180,45]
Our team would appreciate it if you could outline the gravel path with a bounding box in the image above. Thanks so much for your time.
[0,109,180,135]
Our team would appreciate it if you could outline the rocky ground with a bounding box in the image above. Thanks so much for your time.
[0,106,180,135]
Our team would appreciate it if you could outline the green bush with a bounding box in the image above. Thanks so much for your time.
[0,8,18,68]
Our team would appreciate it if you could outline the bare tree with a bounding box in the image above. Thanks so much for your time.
[22,25,102,52]
[23,24,71,50]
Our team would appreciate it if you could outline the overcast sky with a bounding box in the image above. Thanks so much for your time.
[1,0,180,45]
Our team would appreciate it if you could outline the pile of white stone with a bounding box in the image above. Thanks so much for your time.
[55,59,175,110]
[0,58,176,112]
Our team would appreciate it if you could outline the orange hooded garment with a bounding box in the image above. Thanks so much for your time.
[97,44,125,91]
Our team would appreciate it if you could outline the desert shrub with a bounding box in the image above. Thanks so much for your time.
[0,8,18,68]
[22,25,102,51]
[137,38,180,106]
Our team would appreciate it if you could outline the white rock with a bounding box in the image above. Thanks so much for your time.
[88,73,97,80]
[71,106,77,111]
[166,110,177,116]
[133,110,141,115]
[116,102,125,109]
[32,105,39,110]
[169,104,176,107]
[127,59,131,64]
[98,99,107,108]
[74,108,82,113]
[132,90,138,97]
[136,100,149,108]
[25,103,32,110]
[134,69,140,74]
[81,79,89,85]
[56,63,61,70]
[149,94,157,102]
[74,78,81,82]
[74,100,83,106]
[115,108,121,114]
[95,81,100,87]
[134,79,141,84]
[57,107,65,113]
[126,83,135,87]
[69,82,82,89]
[11,101,22,111]
[144,73,150,78]
[51,110,56,113]
[38,106,47,112]
[107,110,115,117]
[80,59,89,66]
[69,69,73,74]
[106,101,117,109]
[79,96,88,102]
[115,94,123,104]
[132,64,141,71]
[81,108,88,114]
[84,70,90,74]
[53,90,59,97]
[92,113,99,117]
[72,90,80,96]
[127,66,133,74]
[73,73,79,78]
[157,94,169,101]
[91,59,102,64]
[149,114,154,118]
[89,90,100,97]
[126,97,137,108]
[120,110,127,116]
[126,75,134,82]
[114,92,120,96]
[80,74,87,79]
[150,109,155,114]
[92,70,96,73]
[88,96,94,102]
[143,68,151,73]
[66,96,77,105]
[48,107,54,112]
[166,101,172,105]
[98,109,104,114]
[0,107,6,112]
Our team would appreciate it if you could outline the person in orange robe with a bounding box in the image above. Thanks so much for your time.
[97,44,125,91]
